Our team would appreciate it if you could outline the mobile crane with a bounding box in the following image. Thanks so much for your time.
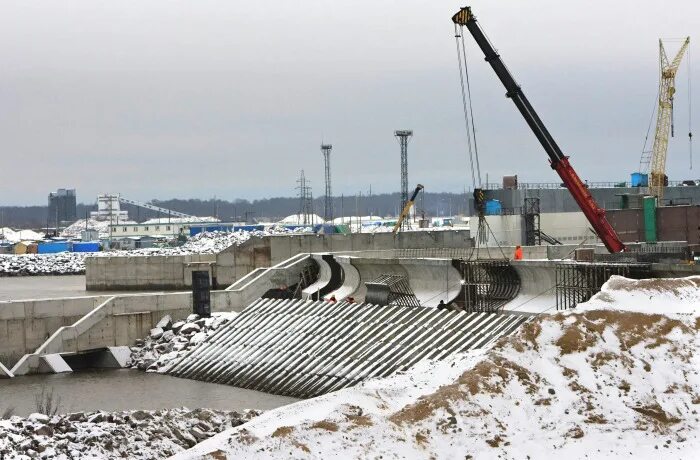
[393,184,424,233]
[452,7,625,253]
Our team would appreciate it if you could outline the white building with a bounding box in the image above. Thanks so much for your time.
[90,194,129,221]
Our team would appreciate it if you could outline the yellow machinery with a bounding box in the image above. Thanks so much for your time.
[392,184,424,233]
[646,37,690,201]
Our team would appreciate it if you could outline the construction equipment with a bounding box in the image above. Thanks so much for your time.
[392,184,424,233]
[452,7,625,253]
[643,38,691,201]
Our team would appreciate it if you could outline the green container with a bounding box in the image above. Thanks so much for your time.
[643,196,657,242]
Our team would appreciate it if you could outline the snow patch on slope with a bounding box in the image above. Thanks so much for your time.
[578,275,700,315]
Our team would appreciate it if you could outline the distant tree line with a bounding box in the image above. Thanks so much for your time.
[0,191,472,229]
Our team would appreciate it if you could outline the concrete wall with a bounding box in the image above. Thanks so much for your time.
[540,212,601,244]
[87,230,473,291]
[85,253,216,291]
[267,230,473,265]
[0,296,110,363]
[484,212,604,247]
[484,215,523,246]
[0,290,254,364]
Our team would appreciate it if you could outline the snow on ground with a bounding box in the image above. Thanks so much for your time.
[129,312,237,373]
[578,275,700,315]
[0,407,259,460]
[0,228,313,276]
[175,276,700,459]
[92,227,313,258]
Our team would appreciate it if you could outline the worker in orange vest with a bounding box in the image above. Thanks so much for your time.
[514,245,523,260]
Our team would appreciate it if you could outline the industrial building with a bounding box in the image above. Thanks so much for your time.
[479,181,700,214]
[47,188,77,228]
[90,194,129,221]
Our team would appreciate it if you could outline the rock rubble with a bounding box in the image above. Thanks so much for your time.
[0,253,87,277]
[1,227,312,277]
[128,312,236,373]
[0,407,259,459]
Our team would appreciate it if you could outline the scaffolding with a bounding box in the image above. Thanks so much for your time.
[523,197,541,246]
[555,262,651,310]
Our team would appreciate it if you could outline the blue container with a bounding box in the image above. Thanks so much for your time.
[37,242,71,254]
[484,199,502,216]
[631,172,648,187]
[72,242,101,253]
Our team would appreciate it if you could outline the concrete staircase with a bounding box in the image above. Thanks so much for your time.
[168,298,531,398]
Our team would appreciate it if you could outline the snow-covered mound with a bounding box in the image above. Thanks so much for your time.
[579,275,700,315]
[60,218,137,239]
[0,407,259,459]
[278,214,324,225]
[0,253,87,277]
[93,227,312,258]
[1,228,314,276]
[0,228,44,243]
[129,312,236,373]
[175,276,700,459]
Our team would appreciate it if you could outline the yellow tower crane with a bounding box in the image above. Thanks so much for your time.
[646,37,690,201]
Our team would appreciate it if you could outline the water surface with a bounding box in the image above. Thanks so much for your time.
[0,369,299,417]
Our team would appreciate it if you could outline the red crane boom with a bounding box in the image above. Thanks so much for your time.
[453,7,625,253]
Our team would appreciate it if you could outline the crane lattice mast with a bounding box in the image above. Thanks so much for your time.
[648,37,690,201]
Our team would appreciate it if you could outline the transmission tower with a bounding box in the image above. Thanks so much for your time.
[394,130,413,226]
[321,144,333,222]
[296,170,314,225]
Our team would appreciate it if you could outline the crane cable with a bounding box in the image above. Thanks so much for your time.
[460,29,483,187]
[454,24,510,261]
[639,91,659,174]
[688,43,693,170]
[454,24,481,189]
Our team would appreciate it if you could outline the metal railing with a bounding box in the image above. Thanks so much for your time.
[333,248,476,260]
[478,180,692,191]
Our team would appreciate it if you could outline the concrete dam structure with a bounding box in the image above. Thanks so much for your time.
[167,297,531,398]
[5,241,697,382]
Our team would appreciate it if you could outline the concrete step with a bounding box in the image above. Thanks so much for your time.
[167,298,531,398]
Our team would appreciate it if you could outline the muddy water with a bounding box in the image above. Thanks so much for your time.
[0,369,299,417]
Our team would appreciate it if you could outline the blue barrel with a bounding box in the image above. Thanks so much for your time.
[484,199,502,215]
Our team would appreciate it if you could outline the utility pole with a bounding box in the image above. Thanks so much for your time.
[296,170,313,225]
[321,144,333,223]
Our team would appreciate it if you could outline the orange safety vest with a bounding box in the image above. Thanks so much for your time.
[514,247,523,260]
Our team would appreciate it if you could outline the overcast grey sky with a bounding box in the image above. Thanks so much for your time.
[0,0,698,205]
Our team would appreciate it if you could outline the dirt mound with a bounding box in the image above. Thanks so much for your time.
[173,278,700,459]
